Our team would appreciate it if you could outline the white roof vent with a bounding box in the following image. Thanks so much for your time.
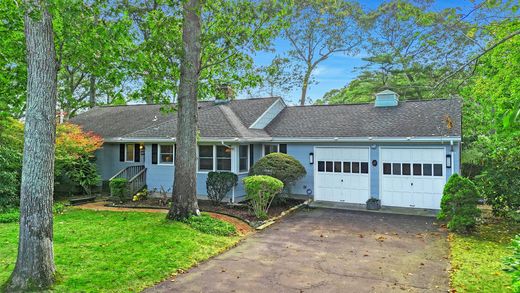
[375,90,399,107]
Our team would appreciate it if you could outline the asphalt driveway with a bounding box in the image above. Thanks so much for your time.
[145,208,449,292]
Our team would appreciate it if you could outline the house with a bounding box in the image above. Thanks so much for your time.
[70,90,461,210]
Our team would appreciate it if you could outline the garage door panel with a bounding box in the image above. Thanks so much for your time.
[315,147,369,203]
[381,148,445,209]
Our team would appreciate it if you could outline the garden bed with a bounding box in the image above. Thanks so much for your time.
[108,197,306,224]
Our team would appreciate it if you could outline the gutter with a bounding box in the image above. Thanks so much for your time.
[269,136,462,143]
[104,136,461,144]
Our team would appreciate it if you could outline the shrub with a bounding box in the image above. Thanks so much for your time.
[243,175,284,220]
[109,178,129,202]
[504,235,520,293]
[475,134,520,217]
[133,188,149,202]
[0,117,24,211]
[249,153,306,193]
[206,172,238,205]
[0,209,20,223]
[184,214,237,236]
[438,174,481,233]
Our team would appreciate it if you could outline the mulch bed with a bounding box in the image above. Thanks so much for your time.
[108,197,305,223]
[197,198,305,223]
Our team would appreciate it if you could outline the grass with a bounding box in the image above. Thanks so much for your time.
[0,208,240,292]
[449,208,520,292]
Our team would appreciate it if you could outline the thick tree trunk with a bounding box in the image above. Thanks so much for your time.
[167,0,201,220]
[6,0,57,291]
[89,75,96,108]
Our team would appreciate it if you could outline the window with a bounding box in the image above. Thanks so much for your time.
[126,144,135,162]
[264,144,278,156]
[334,161,342,173]
[318,161,325,172]
[423,164,432,176]
[239,145,249,172]
[159,145,174,164]
[216,146,232,171]
[383,163,391,175]
[402,163,411,175]
[198,145,214,171]
[392,163,401,175]
[352,162,360,173]
[361,162,369,174]
[413,164,422,176]
[325,161,333,172]
[433,164,443,176]
[343,162,351,173]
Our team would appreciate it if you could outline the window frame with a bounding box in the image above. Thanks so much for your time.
[216,145,232,171]
[198,145,215,172]
[158,144,175,165]
[238,145,249,173]
[125,144,135,162]
[263,144,279,156]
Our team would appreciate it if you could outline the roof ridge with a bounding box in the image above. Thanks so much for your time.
[289,98,459,108]
[97,96,280,108]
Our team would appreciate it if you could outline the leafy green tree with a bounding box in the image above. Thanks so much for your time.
[0,0,134,118]
[165,0,290,220]
[283,0,361,105]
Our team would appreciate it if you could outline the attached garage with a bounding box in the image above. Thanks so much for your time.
[314,147,370,204]
[380,148,446,209]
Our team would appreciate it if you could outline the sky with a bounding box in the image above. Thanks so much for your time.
[246,0,477,105]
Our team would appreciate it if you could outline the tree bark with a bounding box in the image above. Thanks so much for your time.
[89,75,96,108]
[167,0,201,220]
[6,0,57,291]
[299,66,312,105]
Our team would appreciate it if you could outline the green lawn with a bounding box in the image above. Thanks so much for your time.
[449,211,520,292]
[0,209,239,292]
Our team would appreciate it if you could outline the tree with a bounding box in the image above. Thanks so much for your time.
[167,0,202,220]
[166,0,289,220]
[249,56,301,98]
[6,0,58,290]
[0,1,134,119]
[283,0,361,105]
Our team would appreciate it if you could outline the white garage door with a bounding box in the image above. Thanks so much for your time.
[314,147,370,204]
[381,148,446,209]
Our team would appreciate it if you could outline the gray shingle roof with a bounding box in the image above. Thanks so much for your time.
[265,99,461,138]
[69,97,277,139]
[70,97,461,140]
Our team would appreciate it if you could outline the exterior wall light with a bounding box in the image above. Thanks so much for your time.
[446,154,452,168]
[309,152,314,164]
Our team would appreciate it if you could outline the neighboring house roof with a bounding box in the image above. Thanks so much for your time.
[70,97,462,141]
[266,99,461,138]
[69,97,277,140]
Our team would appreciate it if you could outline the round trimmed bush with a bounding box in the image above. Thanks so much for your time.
[243,175,284,220]
[206,171,238,205]
[248,153,306,192]
[438,174,481,233]
[109,178,129,202]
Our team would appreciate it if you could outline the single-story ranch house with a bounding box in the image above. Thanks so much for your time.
[70,90,461,210]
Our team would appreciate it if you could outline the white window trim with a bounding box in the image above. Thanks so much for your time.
[197,145,216,173]
[262,144,279,157]
[125,144,135,162]
[158,144,175,166]
[216,145,232,172]
[238,145,250,174]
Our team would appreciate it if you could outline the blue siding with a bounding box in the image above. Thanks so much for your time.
[95,141,461,201]
[370,146,379,198]
[96,143,144,181]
